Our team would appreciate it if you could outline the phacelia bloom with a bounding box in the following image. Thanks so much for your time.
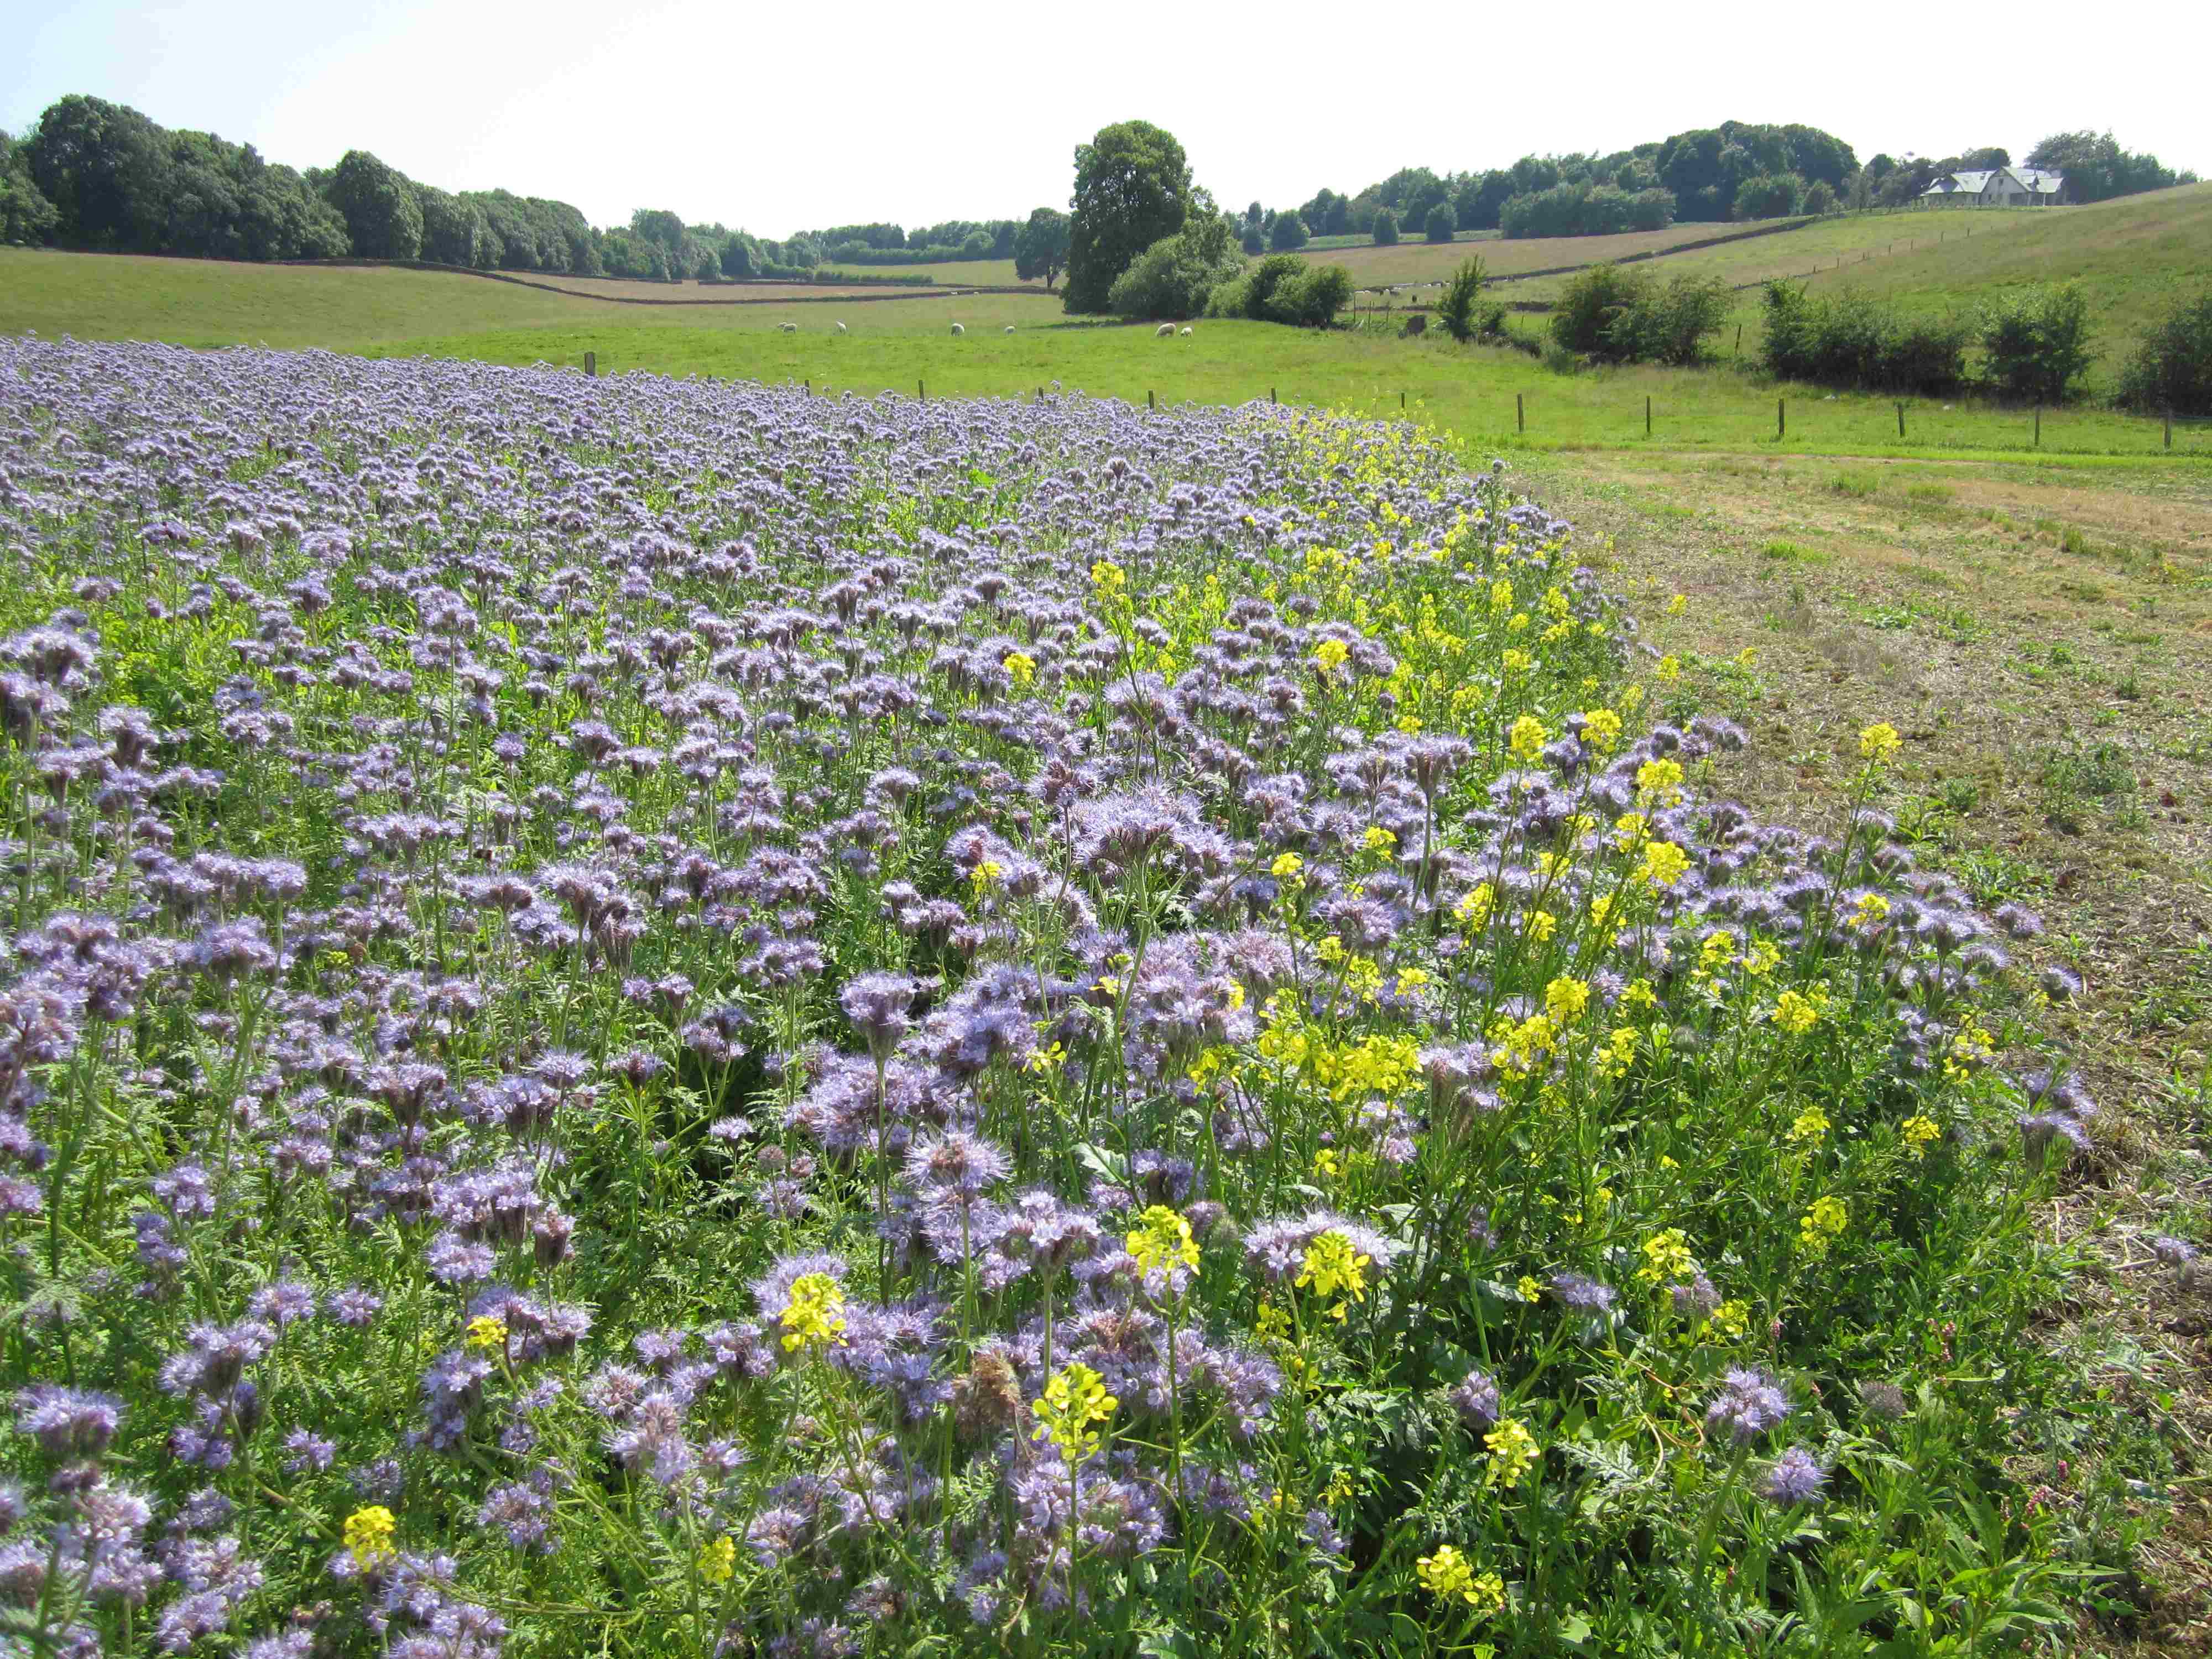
[12,1385,123,1459]
[1705,1367,1792,1445]
[1760,1446,1827,1506]
[1449,1369,1500,1429]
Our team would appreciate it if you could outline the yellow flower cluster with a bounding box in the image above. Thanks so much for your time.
[697,1534,735,1584]
[1032,1361,1117,1460]
[1799,1197,1849,1256]
[1483,1418,1541,1490]
[465,1315,508,1353]
[1416,1544,1505,1614]
[1902,1114,1941,1157]
[1637,1228,1697,1286]
[1003,650,1036,688]
[344,1505,398,1569]
[1296,1230,1373,1321]
[778,1272,847,1355]
[1126,1204,1199,1275]
[1770,986,1828,1035]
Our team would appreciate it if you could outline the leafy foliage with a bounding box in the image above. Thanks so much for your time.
[1015,207,1072,289]
[1978,282,2096,403]
[1371,209,1398,246]
[2116,285,2212,415]
[1423,202,1457,243]
[1066,119,1194,315]
[1549,264,1730,365]
[1108,210,1244,321]
[1436,257,1490,343]
[1760,281,1971,395]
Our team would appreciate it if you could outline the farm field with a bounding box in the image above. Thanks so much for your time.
[4,332,2203,1657]
[1303,216,1818,288]
[817,255,1022,284]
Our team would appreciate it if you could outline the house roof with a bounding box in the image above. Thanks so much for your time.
[1919,166,2066,199]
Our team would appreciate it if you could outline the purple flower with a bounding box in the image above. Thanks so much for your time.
[1705,1367,1792,1445]
[12,1385,122,1459]
[1760,1446,1827,1505]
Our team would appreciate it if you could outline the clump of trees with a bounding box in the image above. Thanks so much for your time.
[1436,258,1506,343]
[1065,119,1196,314]
[2119,287,2212,415]
[1760,283,1971,394]
[1204,253,1353,327]
[1371,210,1397,246]
[1014,208,1071,289]
[1761,279,2098,401]
[1105,207,1243,321]
[1548,264,1730,365]
[1500,182,1676,238]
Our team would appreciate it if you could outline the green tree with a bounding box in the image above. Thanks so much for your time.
[2117,286,2212,415]
[417,185,485,267]
[2026,131,2182,202]
[1371,209,1398,246]
[1065,119,1193,314]
[1107,209,1242,320]
[27,95,171,249]
[1978,283,2094,402]
[1733,172,1806,220]
[1014,207,1071,289]
[1269,211,1308,252]
[1423,201,1456,243]
[630,208,686,251]
[721,233,755,278]
[324,149,422,259]
[1436,257,1489,342]
[0,131,59,244]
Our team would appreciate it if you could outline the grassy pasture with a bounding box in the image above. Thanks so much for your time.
[816,255,1024,284]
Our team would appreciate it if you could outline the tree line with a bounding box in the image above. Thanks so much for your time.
[0,95,1034,282]
[1245,123,2195,250]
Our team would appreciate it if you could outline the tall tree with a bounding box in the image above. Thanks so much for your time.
[1014,207,1071,290]
[27,95,172,249]
[0,131,60,245]
[1064,120,1193,315]
[324,150,422,259]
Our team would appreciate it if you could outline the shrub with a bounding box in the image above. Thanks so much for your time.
[1424,202,1457,243]
[1436,257,1489,342]
[1978,283,2094,403]
[1733,173,1807,220]
[1371,210,1397,246]
[2117,286,2212,415]
[1550,264,1644,357]
[1267,263,1351,327]
[1501,183,1674,238]
[1803,180,1838,215]
[1612,275,1733,366]
[1109,221,1245,321]
[1268,211,1308,252]
[1760,281,1970,395]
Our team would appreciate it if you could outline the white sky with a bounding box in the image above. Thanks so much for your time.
[7,0,2206,239]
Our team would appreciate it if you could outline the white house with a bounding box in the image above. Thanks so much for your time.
[1919,166,2067,206]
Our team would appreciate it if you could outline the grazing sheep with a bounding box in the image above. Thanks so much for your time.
[1155,322,1175,338]
[1178,326,1193,337]
[1004,325,1015,334]
[951,324,964,337]
[834,321,847,333]
[779,322,797,334]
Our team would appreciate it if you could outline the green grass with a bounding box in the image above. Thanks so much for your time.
[815,255,1024,285]
[8,244,2209,463]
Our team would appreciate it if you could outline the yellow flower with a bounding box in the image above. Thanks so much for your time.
[778,1272,847,1355]
[1091,559,1126,592]
[1789,1108,1830,1144]
[1699,931,1738,972]
[1638,1228,1696,1285]
[1636,841,1689,889]
[1483,1418,1540,1490]
[1031,1361,1117,1460]
[1666,593,1688,615]
[1296,1230,1373,1321]
[1416,1545,1504,1614]
[1271,851,1305,883]
[1320,1470,1355,1506]
[1543,975,1590,1024]
[1516,1274,1542,1302]
[970,859,1004,896]
[1313,638,1350,673]
[1799,1197,1849,1255]
[1635,758,1685,806]
[1859,722,1903,763]
[1770,988,1823,1035]
[343,1505,398,1569]
[1507,715,1548,761]
[1003,650,1037,688]
[1902,1115,1940,1157]
[1501,648,1532,675]
[1454,883,1494,931]
[465,1315,508,1353]
[1851,893,1891,930]
[1362,825,1397,854]
[1489,579,1515,612]
[1526,909,1558,942]
[1744,940,1782,978]
[1655,654,1682,685]
[697,1535,736,1585]
[1581,708,1623,753]
[1126,1204,1199,1276]
[1025,1041,1066,1076]
[1395,967,1432,997]
[1610,812,1649,853]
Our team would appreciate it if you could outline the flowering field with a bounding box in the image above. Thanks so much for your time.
[0,338,2150,1657]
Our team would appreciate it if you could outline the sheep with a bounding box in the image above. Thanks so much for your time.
[834,321,847,333]
[951,323,964,337]
[1004,325,1015,334]
[779,322,797,334]
[1178,326,1193,337]
[1155,322,1176,338]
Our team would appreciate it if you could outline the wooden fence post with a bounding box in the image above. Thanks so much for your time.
[1735,323,1743,355]
[1516,393,1524,433]
[1400,392,1406,411]
[1645,395,1651,436]
[1778,398,1786,440]
[804,379,810,395]
[2166,409,2173,449]
[584,350,596,377]
[2034,403,2041,447]
[1148,389,1155,410]
[919,380,925,402]
[1270,388,1276,404]
[1897,402,1905,439]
